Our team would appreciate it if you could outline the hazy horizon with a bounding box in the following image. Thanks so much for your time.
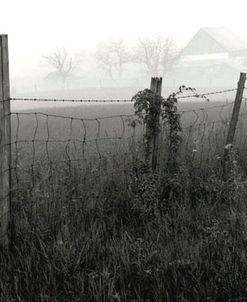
[2,0,247,75]
[1,0,247,107]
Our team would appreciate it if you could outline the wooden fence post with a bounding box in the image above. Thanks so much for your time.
[0,35,11,248]
[150,77,162,172]
[223,72,246,175]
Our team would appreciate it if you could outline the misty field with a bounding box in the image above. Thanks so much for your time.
[2,97,247,301]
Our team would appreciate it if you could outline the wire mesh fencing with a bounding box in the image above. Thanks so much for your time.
[157,92,247,176]
[1,83,247,244]
[7,106,146,240]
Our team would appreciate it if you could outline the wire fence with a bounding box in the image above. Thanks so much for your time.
[2,81,247,245]
[177,99,247,170]
[8,86,247,186]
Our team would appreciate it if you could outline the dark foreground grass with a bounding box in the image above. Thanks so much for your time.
[1,148,247,302]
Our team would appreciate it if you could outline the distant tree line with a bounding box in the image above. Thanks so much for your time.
[43,36,181,89]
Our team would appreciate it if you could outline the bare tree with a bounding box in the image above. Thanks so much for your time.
[160,38,181,77]
[133,36,180,77]
[96,42,114,79]
[43,49,73,89]
[96,39,131,80]
[110,39,131,79]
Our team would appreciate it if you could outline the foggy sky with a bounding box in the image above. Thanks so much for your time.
[2,0,247,76]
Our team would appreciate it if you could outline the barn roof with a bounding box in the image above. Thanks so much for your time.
[182,27,247,56]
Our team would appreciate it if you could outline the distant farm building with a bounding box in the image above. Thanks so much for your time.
[170,27,247,89]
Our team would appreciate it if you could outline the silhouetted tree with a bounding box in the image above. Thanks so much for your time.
[43,49,73,89]
[110,39,131,79]
[96,39,131,80]
[133,36,180,77]
[160,37,181,77]
[96,42,114,79]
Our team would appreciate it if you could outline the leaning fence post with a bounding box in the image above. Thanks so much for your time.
[223,72,246,175]
[0,35,11,248]
[150,77,162,172]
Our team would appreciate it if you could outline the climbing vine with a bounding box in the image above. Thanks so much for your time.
[131,85,208,172]
[131,89,162,160]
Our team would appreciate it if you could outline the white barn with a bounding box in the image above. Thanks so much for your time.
[169,27,247,89]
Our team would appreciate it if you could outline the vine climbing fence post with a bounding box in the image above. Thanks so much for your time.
[0,35,11,248]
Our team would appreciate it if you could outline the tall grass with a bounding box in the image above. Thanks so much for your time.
[1,104,247,301]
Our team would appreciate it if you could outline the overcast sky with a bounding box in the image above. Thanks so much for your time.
[1,0,247,74]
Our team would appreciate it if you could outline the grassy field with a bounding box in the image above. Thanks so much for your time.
[1,94,247,301]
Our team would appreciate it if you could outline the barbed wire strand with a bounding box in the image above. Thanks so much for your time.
[9,86,239,103]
